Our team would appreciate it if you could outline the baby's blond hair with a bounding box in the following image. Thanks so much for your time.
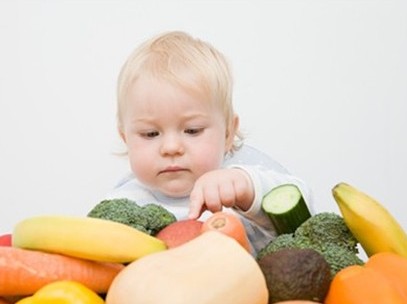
[116,31,242,151]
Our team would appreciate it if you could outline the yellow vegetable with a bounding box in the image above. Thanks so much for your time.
[13,215,166,263]
[332,182,407,257]
[15,280,104,304]
[106,231,269,304]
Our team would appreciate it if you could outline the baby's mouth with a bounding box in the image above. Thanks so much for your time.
[159,166,188,174]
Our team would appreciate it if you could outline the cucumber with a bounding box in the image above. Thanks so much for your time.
[262,184,311,234]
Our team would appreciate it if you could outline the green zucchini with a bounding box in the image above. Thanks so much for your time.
[262,184,311,234]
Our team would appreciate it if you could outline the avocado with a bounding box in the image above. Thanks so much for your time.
[257,247,332,303]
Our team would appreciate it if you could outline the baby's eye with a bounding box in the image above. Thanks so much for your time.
[184,128,203,135]
[141,130,160,138]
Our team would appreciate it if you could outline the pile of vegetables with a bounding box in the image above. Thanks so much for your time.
[257,212,364,277]
[255,182,407,303]
[0,182,406,304]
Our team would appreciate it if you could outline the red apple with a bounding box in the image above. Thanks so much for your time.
[0,233,12,246]
[156,219,203,248]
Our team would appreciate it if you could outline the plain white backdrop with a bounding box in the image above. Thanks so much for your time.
[1,1,406,235]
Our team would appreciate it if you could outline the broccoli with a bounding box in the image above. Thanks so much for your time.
[257,212,364,277]
[295,212,359,253]
[141,203,178,235]
[257,233,297,255]
[318,243,364,275]
[87,198,176,235]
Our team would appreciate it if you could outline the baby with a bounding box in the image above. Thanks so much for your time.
[107,31,312,253]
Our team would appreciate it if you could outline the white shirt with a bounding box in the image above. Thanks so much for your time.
[105,144,313,255]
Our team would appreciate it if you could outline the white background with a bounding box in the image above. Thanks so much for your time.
[1,1,406,236]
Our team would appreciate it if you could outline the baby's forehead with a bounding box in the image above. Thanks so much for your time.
[132,74,213,101]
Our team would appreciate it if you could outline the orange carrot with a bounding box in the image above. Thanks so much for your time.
[0,246,124,296]
[201,211,251,252]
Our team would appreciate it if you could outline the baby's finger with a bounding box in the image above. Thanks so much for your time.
[188,189,204,219]
[200,184,223,213]
[218,182,236,208]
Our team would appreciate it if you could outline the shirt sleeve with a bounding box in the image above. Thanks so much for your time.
[223,145,314,254]
[231,164,313,222]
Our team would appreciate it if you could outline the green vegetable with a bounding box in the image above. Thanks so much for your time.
[257,212,364,277]
[141,203,179,235]
[262,184,311,234]
[318,243,365,276]
[295,212,359,253]
[87,198,176,235]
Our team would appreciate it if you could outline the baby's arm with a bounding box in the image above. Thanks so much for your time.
[231,164,313,229]
[188,164,312,230]
[188,168,255,219]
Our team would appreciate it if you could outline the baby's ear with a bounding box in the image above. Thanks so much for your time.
[225,114,239,151]
[118,126,127,143]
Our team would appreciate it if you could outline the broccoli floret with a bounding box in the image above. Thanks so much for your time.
[257,212,364,277]
[257,234,297,259]
[87,198,149,233]
[87,198,176,235]
[314,244,364,276]
[295,212,359,253]
[141,203,177,235]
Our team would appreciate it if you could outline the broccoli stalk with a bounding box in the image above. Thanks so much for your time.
[87,198,177,235]
[257,212,364,277]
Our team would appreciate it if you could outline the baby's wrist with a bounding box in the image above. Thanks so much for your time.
[230,168,254,211]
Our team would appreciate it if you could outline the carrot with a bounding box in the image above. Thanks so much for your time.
[0,246,124,296]
[201,211,251,252]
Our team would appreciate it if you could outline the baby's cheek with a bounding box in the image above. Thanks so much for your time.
[129,153,155,182]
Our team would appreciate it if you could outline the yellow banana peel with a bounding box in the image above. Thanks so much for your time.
[332,182,407,258]
[12,215,167,263]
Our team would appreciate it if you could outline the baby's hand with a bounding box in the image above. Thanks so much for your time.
[188,168,254,219]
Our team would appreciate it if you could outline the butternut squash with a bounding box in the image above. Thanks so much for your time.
[106,231,268,304]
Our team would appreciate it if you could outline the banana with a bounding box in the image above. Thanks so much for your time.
[12,215,167,263]
[332,182,407,258]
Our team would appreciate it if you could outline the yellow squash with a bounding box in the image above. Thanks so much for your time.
[332,182,407,257]
[12,215,166,263]
[106,231,269,304]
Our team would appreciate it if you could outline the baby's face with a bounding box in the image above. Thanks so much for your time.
[120,76,231,197]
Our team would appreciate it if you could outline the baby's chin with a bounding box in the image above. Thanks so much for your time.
[156,183,193,198]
